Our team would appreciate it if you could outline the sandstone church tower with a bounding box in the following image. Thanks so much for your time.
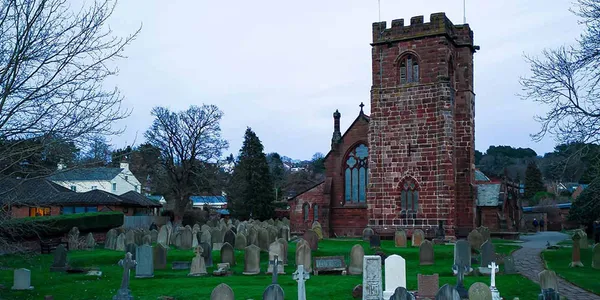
[367,13,478,236]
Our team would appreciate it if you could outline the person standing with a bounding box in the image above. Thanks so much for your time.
[533,218,539,232]
[539,219,545,232]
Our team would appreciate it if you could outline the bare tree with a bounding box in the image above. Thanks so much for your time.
[145,105,228,222]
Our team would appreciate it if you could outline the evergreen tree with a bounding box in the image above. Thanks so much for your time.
[267,152,286,201]
[228,128,275,220]
[524,162,545,199]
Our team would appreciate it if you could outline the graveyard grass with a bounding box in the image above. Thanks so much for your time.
[0,239,540,300]
[542,239,600,295]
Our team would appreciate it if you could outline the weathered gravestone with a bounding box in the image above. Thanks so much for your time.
[363,227,375,242]
[303,229,319,250]
[125,230,135,246]
[12,268,33,290]
[468,282,492,300]
[276,237,288,265]
[68,227,80,250]
[370,234,381,249]
[113,252,136,300]
[85,232,95,250]
[142,234,151,246]
[452,264,469,298]
[538,288,560,300]
[211,228,224,251]
[280,226,290,241]
[220,242,236,266]
[50,244,68,272]
[135,244,153,278]
[312,222,324,240]
[150,229,158,244]
[116,233,126,251]
[477,226,491,243]
[395,230,407,247]
[348,244,364,275]
[389,287,415,300]
[267,241,285,274]
[224,230,236,248]
[172,261,191,270]
[418,273,439,299]
[235,234,247,250]
[569,232,584,267]
[192,232,199,248]
[504,255,517,274]
[189,246,208,276]
[200,230,211,245]
[468,229,484,252]
[313,256,346,275]
[210,283,234,300]
[383,255,406,299]
[538,270,559,293]
[435,284,460,300]
[420,240,434,265]
[243,244,261,275]
[153,243,167,270]
[179,226,193,250]
[293,264,310,300]
[412,229,425,247]
[105,229,118,250]
[362,255,382,300]
[479,240,495,274]
[200,241,213,267]
[263,284,285,300]
[125,243,137,260]
[576,229,589,249]
[593,243,600,269]
[295,243,312,273]
[453,240,471,274]
[248,227,259,246]
[157,226,168,246]
[258,228,270,251]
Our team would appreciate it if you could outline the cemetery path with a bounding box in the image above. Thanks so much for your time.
[513,232,600,300]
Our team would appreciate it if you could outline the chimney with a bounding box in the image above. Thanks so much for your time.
[331,110,342,147]
[120,156,129,170]
[57,159,66,171]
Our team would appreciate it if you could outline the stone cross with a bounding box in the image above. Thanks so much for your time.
[269,255,283,284]
[452,263,469,299]
[488,262,501,300]
[118,252,137,291]
[293,265,310,300]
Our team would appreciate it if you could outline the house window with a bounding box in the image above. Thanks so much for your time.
[399,54,419,84]
[70,185,76,191]
[313,204,319,221]
[303,203,309,221]
[134,185,138,192]
[125,176,128,182]
[29,207,50,217]
[400,177,419,212]
[61,206,97,214]
[112,183,117,191]
[91,186,97,190]
[344,144,368,203]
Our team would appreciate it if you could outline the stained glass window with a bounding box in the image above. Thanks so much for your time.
[400,177,419,212]
[399,54,419,84]
[314,204,318,221]
[345,144,368,203]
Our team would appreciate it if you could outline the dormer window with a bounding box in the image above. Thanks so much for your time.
[400,54,419,84]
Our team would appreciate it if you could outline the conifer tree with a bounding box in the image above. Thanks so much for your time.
[228,128,275,220]
[524,162,545,199]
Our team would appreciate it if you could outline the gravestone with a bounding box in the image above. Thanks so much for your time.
[116,233,126,251]
[189,246,208,276]
[248,227,259,246]
[435,284,460,300]
[348,244,364,275]
[280,226,290,241]
[412,229,425,247]
[452,264,470,298]
[293,264,310,300]
[593,243,600,269]
[113,252,136,300]
[569,232,584,267]
[143,235,152,246]
[477,226,491,243]
[263,284,285,300]
[157,226,168,246]
[295,243,312,273]
[276,238,288,265]
[150,229,158,244]
[179,226,193,250]
[268,255,283,284]
[200,241,213,267]
[479,240,495,274]
[172,261,191,270]
[235,234,247,250]
[303,230,319,250]
[258,228,270,251]
[312,222,324,240]
[420,240,434,265]
[453,240,471,273]
[418,273,439,299]
[243,244,261,275]
[85,232,95,250]
[577,230,589,249]
[105,229,118,250]
[504,255,517,274]
[210,283,234,300]
[383,254,406,299]
[153,243,167,270]
[125,230,135,245]
[135,244,154,278]
[468,282,492,300]
[538,288,560,300]
[468,229,484,252]
[395,230,407,247]
[200,230,211,245]
[192,232,199,248]
[538,270,559,293]
[313,256,346,275]
[12,268,33,290]
[267,241,285,274]
[224,230,236,248]
[370,234,381,249]
[211,228,224,251]
[389,287,415,300]
[125,243,137,260]
[50,244,68,272]
[362,255,382,300]
[68,227,80,250]
[488,262,501,300]
[362,227,374,242]
[220,242,236,266]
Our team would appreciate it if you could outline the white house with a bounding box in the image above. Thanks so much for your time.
[48,161,142,195]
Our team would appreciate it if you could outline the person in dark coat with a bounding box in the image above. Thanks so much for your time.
[533,218,539,232]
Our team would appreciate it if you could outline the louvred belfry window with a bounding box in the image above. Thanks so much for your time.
[400,54,419,84]
[345,144,368,203]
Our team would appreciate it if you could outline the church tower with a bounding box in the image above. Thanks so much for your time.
[367,13,478,237]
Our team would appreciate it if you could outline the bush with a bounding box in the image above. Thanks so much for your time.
[182,209,208,227]
[1,212,124,239]
[531,191,556,205]
[569,181,600,227]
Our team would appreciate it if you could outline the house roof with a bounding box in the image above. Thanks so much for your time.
[475,169,491,182]
[55,189,129,206]
[120,191,162,208]
[47,167,123,181]
[288,180,326,201]
[0,177,74,206]
[190,195,227,205]
[523,202,572,212]
[477,183,501,206]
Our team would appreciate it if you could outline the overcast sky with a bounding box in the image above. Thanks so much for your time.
[103,0,583,160]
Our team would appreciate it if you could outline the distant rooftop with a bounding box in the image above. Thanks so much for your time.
[48,167,123,181]
[475,169,491,182]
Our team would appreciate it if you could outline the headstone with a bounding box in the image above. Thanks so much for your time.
[68,227,80,250]
[50,244,68,272]
[538,270,559,293]
[263,284,285,300]
[479,240,495,274]
[389,287,415,300]
[153,243,167,270]
[313,256,346,275]
[312,222,324,240]
[243,244,261,275]
[200,241,213,267]
[267,241,285,274]
[488,262,501,300]
[370,234,381,249]
[125,243,137,260]
[435,284,460,300]
[84,232,95,250]
[353,284,363,299]
[348,244,364,275]
[157,226,168,246]
[105,229,118,250]
[569,232,584,267]
[11,268,33,290]
[453,240,471,273]
[412,229,425,247]
[276,238,288,265]
[235,234,247,250]
[280,226,290,241]
[211,227,224,251]
[468,282,492,300]
[419,240,434,265]
[179,226,193,250]
[210,283,234,300]
[468,229,484,252]
[200,230,211,244]
[171,261,191,270]
[248,227,259,246]
[383,255,406,299]
[477,226,491,243]
[192,232,199,248]
[395,230,407,247]
[258,228,270,251]
[538,288,560,300]
[593,243,600,269]
[113,252,136,300]
[116,233,126,251]
[362,255,383,300]
[302,230,319,250]
[216,240,233,265]
[135,245,153,278]
[295,243,312,273]
[452,264,470,298]
[577,230,589,249]
[142,234,152,246]
[418,274,439,299]
[293,264,310,300]
[150,229,159,244]
[504,255,517,274]
[224,230,236,248]
[125,230,135,245]
[362,227,374,242]
[189,246,208,276]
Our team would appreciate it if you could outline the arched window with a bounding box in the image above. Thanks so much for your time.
[399,54,419,84]
[313,204,318,221]
[303,203,310,221]
[345,144,368,203]
[400,177,419,212]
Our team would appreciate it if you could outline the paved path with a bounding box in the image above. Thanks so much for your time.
[513,231,600,300]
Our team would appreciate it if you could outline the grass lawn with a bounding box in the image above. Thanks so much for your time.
[0,239,540,300]
[542,239,600,295]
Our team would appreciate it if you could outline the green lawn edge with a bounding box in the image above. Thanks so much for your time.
[541,239,600,295]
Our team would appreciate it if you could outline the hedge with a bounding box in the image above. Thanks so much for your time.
[1,212,124,239]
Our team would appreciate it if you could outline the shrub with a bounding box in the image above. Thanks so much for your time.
[1,212,124,239]
[531,191,556,205]
[182,209,208,227]
[569,181,600,227]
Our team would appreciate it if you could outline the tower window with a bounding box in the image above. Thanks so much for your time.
[344,144,369,203]
[400,177,419,212]
[399,54,419,84]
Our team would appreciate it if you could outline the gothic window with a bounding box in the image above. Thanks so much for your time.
[400,177,419,212]
[399,54,419,84]
[314,204,318,220]
[303,203,310,221]
[345,144,368,203]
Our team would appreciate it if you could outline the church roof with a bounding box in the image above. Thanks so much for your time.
[324,110,370,161]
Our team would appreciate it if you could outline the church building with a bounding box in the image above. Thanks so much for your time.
[289,13,478,238]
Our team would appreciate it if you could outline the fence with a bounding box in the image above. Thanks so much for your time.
[123,216,169,229]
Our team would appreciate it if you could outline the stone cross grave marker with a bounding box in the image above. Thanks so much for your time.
[113,252,136,300]
[488,262,500,300]
[292,264,310,300]
[269,255,283,284]
[12,268,33,290]
[570,232,584,267]
[362,255,383,300]
[451,264,469,299]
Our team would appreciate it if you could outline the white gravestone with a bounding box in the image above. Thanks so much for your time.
[383,254,406,299]
[362,255,383,300]
[12,268,33,290]
[488,262,501,300]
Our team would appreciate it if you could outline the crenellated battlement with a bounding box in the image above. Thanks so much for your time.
[372,13,474,49]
